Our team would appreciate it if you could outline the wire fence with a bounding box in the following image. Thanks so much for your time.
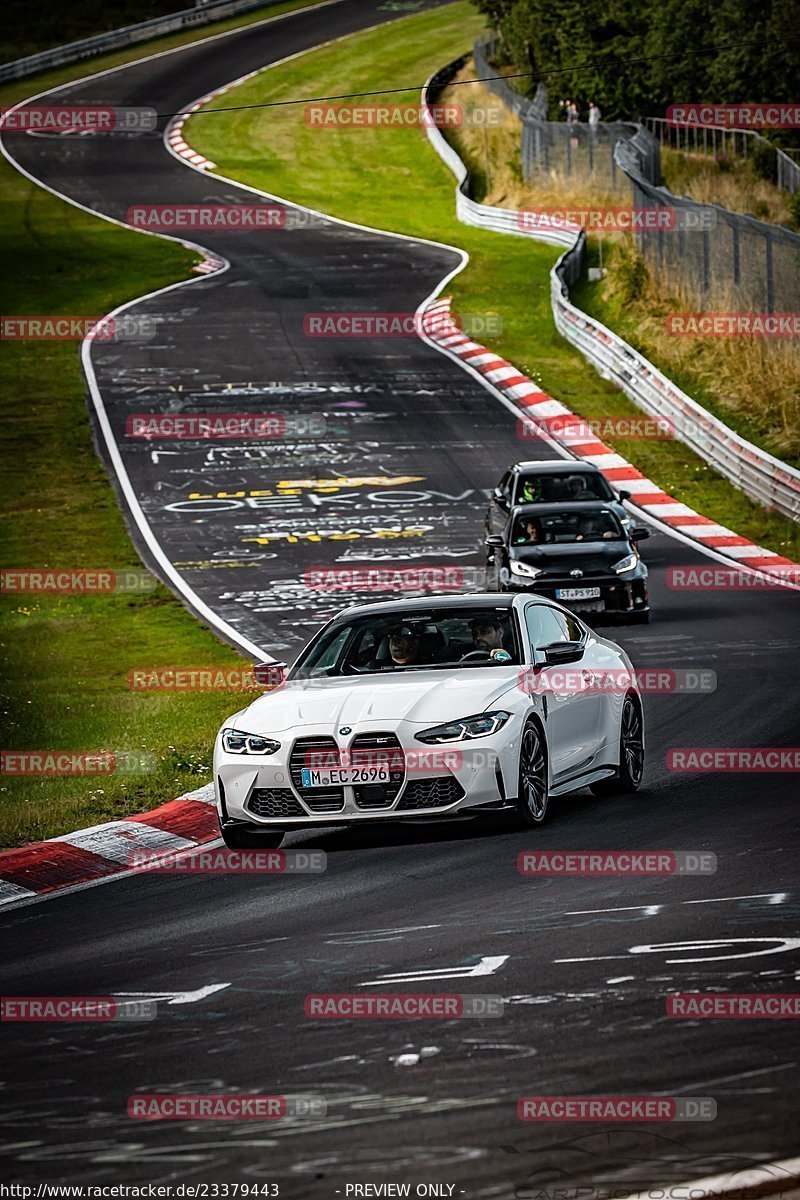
[645,117,800,196]
[617,130,800,313]
[473,35,800,312]
[424,57,800,524]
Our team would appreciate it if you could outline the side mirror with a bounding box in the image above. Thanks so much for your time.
[493,488,509,508]
[253,661,287,688]
[485,534,504,547]
[541,640,584,665]
[618,490,631,501]
[631,526,650,541]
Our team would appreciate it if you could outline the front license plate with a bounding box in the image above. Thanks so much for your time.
[556,586,602,600]
[300,767,390,788]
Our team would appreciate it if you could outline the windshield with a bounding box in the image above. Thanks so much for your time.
[516,471,613,504]
[514,509,624,545]
[290,606,521,678]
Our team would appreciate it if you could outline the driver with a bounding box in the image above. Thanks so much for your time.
[470,615,505,652]
[388,626,420,665]
[576,514,599,540]
[567,475,595,500]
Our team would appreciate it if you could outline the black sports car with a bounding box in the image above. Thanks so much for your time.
[485,502,651,623]
[485,459,632,537]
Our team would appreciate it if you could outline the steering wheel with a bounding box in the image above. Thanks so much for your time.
[459,649,492,662]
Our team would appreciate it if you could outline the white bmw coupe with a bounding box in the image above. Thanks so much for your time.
[213,593,645,849]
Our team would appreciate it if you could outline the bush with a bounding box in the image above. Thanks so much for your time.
[789,189,800,232]
[751,139,778,185]
[615,250,648,304]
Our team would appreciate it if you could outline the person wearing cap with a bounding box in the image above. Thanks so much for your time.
[470,616,505,652]
[388,626,419,665]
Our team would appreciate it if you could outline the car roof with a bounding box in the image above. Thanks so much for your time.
[330,593,516,619]
[512,460,599,474]
[512,501,621,516]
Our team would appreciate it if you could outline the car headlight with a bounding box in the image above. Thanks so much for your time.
[509,559,542,578]
[221,728,280,755]
[613,553,638,575]
[415,710,512,744]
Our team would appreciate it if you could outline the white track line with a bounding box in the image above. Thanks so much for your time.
[167,46,799,585]
[2,0,796,677]
[0,0,351,661]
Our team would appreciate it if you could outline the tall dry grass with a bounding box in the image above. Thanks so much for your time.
[441,67,800,462]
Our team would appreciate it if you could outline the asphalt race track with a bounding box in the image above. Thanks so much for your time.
[1,1,799,1195]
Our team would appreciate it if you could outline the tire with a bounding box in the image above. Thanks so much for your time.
[515,720,550,827]
[590,692,645,796]
[220,823,285,850]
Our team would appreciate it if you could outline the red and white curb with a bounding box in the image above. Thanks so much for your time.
[166,103,217,171]
[166,71,259,173]
[422,298,799,580]
[0,783,219,906]
[166,76,262,278]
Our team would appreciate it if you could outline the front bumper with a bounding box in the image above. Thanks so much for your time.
[506,573,648,616]
[214,720,522,827]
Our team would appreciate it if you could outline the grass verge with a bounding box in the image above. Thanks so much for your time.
[442,64,800,464]
[186,3,799,555]
[0,2,333,847]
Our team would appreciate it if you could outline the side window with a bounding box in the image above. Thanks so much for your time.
[563,613,586,641]
[525,604,572,650]
[310,627,350,675]
[499,471,512,500]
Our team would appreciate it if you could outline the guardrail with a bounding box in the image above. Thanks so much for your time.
[0,0,286,83]
[645,116,800,197]
[422,59,800,523]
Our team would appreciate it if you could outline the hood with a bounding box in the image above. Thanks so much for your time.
[512,540,632,574]
[230,669,520,734]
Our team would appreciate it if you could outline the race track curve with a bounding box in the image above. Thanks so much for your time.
[1,2,798,1195]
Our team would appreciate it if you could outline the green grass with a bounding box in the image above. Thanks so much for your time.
[187,1,799,565]
[0,0,328,110]
[0,2,336,848]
